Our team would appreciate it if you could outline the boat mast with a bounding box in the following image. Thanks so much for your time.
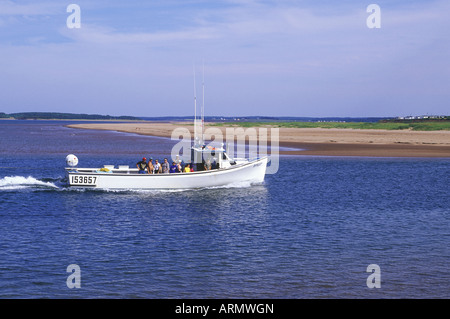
[201,62,205,146]
[193,66,198,146]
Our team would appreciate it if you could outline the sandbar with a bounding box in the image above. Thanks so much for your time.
[66,122,450,158]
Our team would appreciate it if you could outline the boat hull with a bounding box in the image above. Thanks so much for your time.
[66,157,268,189]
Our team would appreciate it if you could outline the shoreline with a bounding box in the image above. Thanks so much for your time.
[66,122,450,158]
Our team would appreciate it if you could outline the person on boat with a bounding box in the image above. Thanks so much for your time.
[169,161,178,173]
[161,158,170,173]
[147,158,154,174]
[183,163,191,173]
[176,161,182,173]
[154,159,162,174]
[136,157,148,174]
[204,159,211,171]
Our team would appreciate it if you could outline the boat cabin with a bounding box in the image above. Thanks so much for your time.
[190,144,235,171]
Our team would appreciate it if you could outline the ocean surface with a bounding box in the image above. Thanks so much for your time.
[0,120,448,299]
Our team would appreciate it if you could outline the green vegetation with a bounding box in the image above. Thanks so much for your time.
[0,112,139,121]
[209,120,450,131]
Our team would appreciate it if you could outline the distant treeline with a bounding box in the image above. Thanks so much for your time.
[0,112,139,121]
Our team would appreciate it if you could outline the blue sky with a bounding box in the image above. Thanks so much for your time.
[0,0,449,117]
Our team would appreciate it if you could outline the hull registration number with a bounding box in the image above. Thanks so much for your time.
[70,175,97,186]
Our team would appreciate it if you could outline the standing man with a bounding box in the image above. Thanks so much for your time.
[136,157,148,174]
[154,159,162,174]
[147,158,154,174]
[170,161,178,173]
[161,158,170,173]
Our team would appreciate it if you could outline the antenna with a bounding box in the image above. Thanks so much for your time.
[201,61,205,146]
[193,65,198,146]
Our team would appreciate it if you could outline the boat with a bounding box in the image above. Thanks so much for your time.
[64,70,268,189]
[64,149,268,190]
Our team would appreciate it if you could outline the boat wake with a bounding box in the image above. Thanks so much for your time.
[204,180,260,189]
[0,176,61,191]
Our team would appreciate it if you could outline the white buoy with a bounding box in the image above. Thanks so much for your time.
[66,154,78,167]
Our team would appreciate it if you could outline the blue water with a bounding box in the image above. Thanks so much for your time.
[0,121,449,298]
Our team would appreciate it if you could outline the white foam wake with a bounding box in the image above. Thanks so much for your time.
[206,180,257,189]
[0,176,58,190]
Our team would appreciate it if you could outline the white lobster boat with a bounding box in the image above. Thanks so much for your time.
[65,146,267,189]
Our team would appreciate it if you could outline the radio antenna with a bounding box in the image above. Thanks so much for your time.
[201,61,205,146]
[193,65,198,146]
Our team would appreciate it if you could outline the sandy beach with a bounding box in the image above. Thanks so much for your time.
[66,122,450,158]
